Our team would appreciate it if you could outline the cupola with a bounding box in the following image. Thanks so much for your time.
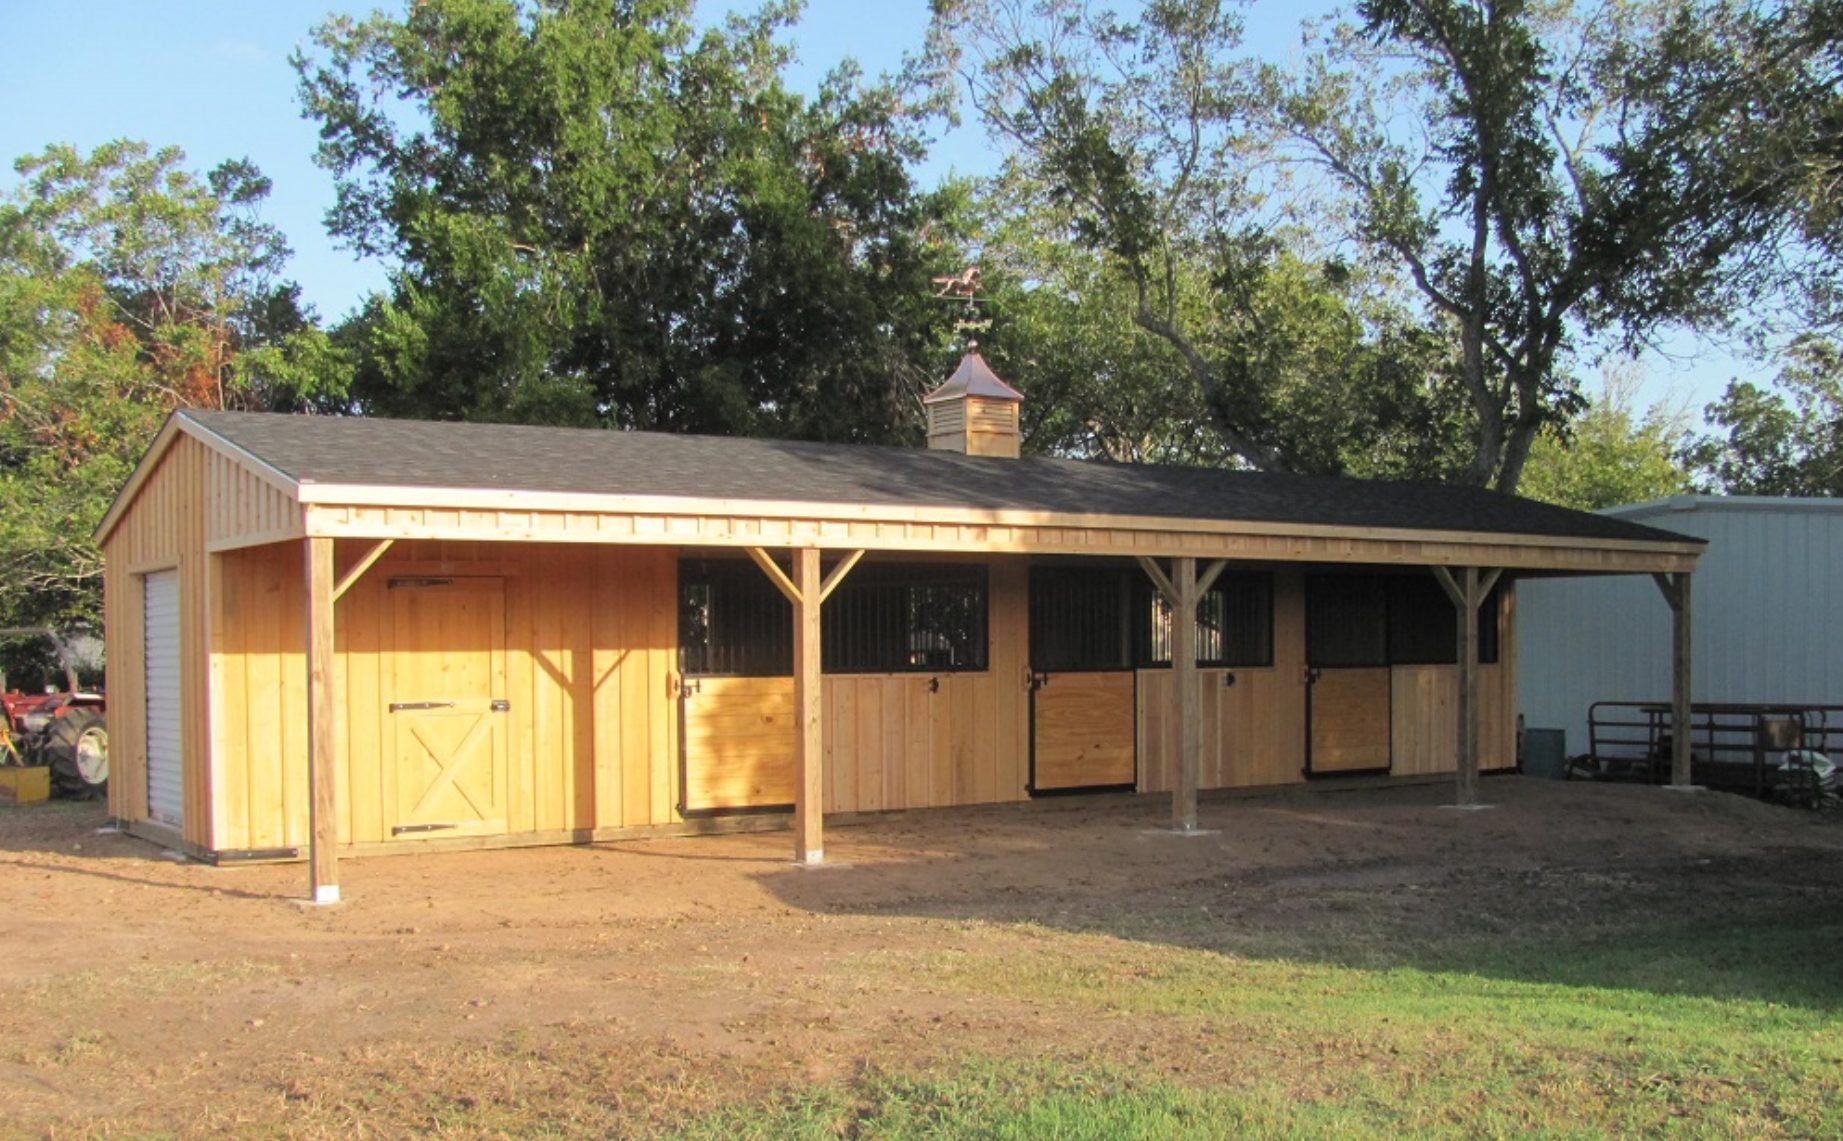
[922,344,1024,458]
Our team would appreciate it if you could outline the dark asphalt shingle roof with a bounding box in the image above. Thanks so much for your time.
[183,410,1701,547]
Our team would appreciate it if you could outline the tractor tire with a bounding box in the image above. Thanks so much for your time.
[44,709,108,800]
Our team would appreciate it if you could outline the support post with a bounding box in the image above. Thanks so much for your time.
[1172,557,1200,832]
[1433,565,1501,808]
[792,547,824,863]
[1456,566,1480,808]
[1136,555,1222,832]
[1655,572,1694,787]
[304,536,339,904]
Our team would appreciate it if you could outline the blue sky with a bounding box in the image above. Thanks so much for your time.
[0,0,1753,420]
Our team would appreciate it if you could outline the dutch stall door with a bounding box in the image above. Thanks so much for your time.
[1029,672,1137,793]
[385,577,510,839]
[1304,575,1392,775]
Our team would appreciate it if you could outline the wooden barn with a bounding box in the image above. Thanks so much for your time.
[95,353,1705,903]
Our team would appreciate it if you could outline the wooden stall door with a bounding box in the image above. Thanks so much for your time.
[1304,574,1392,775]
[679,676,795,812]
[1030,672,1136,792]
[1306,668,1391,773]
[385,578,510,839]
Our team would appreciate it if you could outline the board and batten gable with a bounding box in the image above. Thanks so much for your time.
[1518,496,1843,754]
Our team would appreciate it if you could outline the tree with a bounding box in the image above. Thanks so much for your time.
[0,141,342,639]
[298,0,967,441]
[973,204,1472,476]
[1269,0,1799,494]
[1683,336,1843,495]
[1685,1,1842,332]
[1517,363,1691,510]
[930,0,1470,476]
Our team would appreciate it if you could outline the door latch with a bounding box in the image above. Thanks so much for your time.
[389,701,455,713]
[491,699,510,713]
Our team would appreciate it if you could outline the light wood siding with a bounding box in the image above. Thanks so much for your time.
[1391,586,1517,774]
[101,433,213,846]
[1140,570,1309,791]
[1388,663,1512,774]
[209,540,680,851]
[681,559,1031,814]
[203,443,300,549]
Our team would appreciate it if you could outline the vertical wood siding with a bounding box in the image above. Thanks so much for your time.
[101,434,213,846]
[210,540,680,850]
[203,444,300,548]
[681,559,1032,815]
[1139,571,1310,790]
[1140,572,1517,787]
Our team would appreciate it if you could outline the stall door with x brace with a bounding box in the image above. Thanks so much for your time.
[385,577,510,840]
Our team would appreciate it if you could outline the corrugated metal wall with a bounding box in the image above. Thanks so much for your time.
[1518,497,1843,755]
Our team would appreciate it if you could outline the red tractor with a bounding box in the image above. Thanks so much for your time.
[0,628,108,800]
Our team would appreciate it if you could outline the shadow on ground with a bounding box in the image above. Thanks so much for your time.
[751,778,1843,1011]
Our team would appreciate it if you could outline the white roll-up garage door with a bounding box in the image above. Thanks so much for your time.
[143,570,183,829]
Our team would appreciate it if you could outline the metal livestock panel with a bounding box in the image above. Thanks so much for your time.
[1518,497,1843,757]
[143,569,184,829]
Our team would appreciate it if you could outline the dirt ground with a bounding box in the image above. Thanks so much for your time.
[3,778,1842,1138]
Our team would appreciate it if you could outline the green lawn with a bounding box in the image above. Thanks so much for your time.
[667,915,1843,1139]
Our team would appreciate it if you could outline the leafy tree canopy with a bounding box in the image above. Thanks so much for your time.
[1518,363,1691,510]
[1683,336,1843,495]
[971,189,1472,476]
[298,0,969,441]
[0,140,342,641]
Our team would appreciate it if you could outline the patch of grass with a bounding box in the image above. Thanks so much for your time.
[667,1060,1263,1141]
[7,958,277,1016]
[16,1027,112,1069]
[855,921,1843,1138]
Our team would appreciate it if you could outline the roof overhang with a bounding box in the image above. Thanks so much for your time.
[292,481,1704,575]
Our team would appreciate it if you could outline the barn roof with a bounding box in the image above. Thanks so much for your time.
[154,410,1698,548]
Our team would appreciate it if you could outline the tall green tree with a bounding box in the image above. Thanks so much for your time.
[974,204,1470,476]
[1270,0,1796,493]
[1518,363,1691,510]
[298,0,967,441]
[930,0,1467,476]
[0,141,341,636]
[1679,0,1842,332]
[1683,336,1843,495]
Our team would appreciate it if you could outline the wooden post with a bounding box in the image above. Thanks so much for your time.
[304,536,339,904]
[1136,556,1224,832]
[1655,572,1694,787]
[1456,566,1480,808]
[1173,557,1199,832]
[792,547,825,863]
[1433,566,1502,808]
